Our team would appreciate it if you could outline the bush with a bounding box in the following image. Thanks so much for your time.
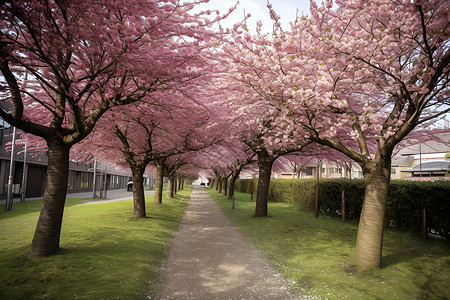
[268,179,317,209]
[234,178,450,238]
[387,180,450,239]
[234,178,257,194]
[318,179,365,219]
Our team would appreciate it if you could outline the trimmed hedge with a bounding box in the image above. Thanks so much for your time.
[387,180,450,239]
[234,178,257,194]
[234,178,450,239]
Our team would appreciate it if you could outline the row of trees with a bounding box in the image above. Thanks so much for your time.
[1,0,448,269]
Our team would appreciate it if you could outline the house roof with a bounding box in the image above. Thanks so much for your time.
[399,135,450,156]
[401,161,450,172]
[391,133,449,167]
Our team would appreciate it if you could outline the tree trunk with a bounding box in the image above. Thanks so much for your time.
[154,161,164,204]
[131,166,146,219]
[255,151,274,217]
[355,161,391,268]
[173,177,177,195]
[29,139,70,258]
[222,177,228,195]
[215,175,220,191]
[167,176,174,198]
[228,174,238,199]
[178,176,183,190]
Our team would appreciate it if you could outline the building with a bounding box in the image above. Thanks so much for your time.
[391,132,450,180]
[400,161,450,179]
[0,123,130,199]
[275,160,364,180]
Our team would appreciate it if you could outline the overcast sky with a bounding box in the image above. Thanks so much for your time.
[194,0,312,33]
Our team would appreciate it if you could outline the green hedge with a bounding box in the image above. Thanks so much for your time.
[234,178,258,194]
[387,180,450,239]
[234,178,450,239]
[268,179,317,209]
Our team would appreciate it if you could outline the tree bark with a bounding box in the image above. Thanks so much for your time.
[355,161,391,268]
[215,175,220,191]
[29,139,70,258]
[178,176,183,190]
[167,176,174,198]
[228,174,238,199]
[173,177,177,195]
[255,151,274,217]
[154,161,164,204]
[131,166,146,219]
[222,177,228,196]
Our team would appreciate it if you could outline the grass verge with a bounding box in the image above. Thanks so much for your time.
[208,188,450,299]
[0,186,191,300]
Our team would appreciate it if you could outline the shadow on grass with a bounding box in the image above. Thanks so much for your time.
[381,230,450,268]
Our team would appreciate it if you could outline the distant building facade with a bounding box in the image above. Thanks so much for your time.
[276,161,363,180]
[391,133,450,180]
[401,161,450,178]
[0,123,130,199]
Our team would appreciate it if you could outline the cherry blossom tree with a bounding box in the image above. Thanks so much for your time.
[276,0,449,268]
[215,28,313,217]
[76,86,224,217]
[191,146,229,192]
[163,155,188,198]
[221,142,257,199]
[0,0,225,257]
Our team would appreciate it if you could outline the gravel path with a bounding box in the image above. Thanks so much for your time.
[157,186,301,299]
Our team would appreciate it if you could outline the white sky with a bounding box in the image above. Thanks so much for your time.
[194,0,312,33]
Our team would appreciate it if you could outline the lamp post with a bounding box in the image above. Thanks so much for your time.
[20,140,27,202]
[92,160,97,199]
[6,126,16,211]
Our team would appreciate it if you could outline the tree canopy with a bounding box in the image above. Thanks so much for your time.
[1,0,448,267]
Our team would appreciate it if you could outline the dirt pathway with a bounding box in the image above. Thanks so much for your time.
[157,186,300,299]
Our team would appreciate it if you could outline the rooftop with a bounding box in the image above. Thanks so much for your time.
[401,161,450,172]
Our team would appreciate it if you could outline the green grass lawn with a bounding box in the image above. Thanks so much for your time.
[0,186,191,300]
[208,188,450,300]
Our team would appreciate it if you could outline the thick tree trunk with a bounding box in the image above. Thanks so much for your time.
[355,161,391,268]
[255,151,274,217]
[131,166,146,219]
[228,174,238,199]
[154,161,164,204]
[167,176,174,198]
[29,139,70,258]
